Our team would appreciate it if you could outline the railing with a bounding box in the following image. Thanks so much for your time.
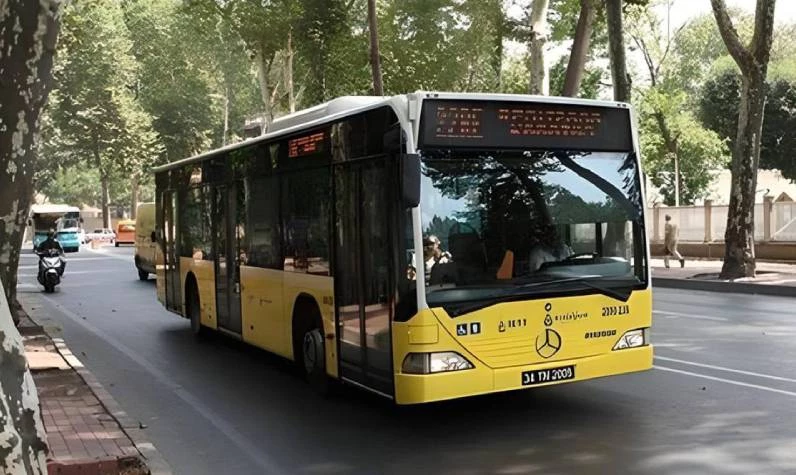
[649,197,796,243]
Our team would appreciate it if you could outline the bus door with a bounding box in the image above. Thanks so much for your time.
[213,185,243,334]
[163,191,181,312]
[334,159,395,397]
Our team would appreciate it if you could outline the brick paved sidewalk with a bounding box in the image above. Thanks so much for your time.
[17,294,171,475]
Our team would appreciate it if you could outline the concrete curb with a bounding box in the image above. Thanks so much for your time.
[19,293,173,475]
[653,277,796,297]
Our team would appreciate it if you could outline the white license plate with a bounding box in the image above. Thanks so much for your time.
[521,365,575,386]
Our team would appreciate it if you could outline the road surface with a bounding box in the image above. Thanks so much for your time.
[17,246,796,474]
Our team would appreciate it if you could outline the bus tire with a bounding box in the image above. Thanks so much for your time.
[293,300,331,395]
[185,277,204,337]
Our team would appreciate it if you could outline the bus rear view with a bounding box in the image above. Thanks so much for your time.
[394,94,652,404]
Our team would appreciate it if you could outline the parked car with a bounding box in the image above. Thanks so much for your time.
[86,228,115,244]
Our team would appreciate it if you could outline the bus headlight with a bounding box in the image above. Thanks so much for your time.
[612,328,649,350]
[402,352,474,374]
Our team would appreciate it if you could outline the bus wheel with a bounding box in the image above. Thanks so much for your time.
[301,326,330,395]
[186,282,204,337]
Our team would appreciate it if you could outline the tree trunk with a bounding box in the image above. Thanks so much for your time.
[710,0,776,279]
[93,146,112,229]
[528,0,550,95]
[0,0,63,470]
[491,0,504,90]
[605,0,631,102]
[367,0,384,95]
[0,279,49,474]
[722,72,767,278]
[255,46,274,132]
[562,0,596,97]
[284,30,296,113]
[222,85,230,146]
[130,174,139,220]
[0,0,61,309]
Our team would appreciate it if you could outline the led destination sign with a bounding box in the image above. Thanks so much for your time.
[288,131,326,158]
[420,100,632,151]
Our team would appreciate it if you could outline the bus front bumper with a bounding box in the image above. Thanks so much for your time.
[394,345,653,405]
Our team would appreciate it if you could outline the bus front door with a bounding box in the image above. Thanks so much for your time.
[163,191,181,312]
[334,159,395,397]
[213,186,243,334]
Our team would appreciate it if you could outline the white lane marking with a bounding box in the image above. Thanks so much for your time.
[655,356,796,384]
[37,294,285,475]
[654,365,796,398]
[653,310,728,322]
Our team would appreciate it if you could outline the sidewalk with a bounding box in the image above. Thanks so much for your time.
[17,292,171,475]
[650,257,796,296]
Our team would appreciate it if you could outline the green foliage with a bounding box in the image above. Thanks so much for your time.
[699,69,796,181]
[124,0,258,163]
[43,166,101,206]
[639,89,730,205]
[44,0,160,194]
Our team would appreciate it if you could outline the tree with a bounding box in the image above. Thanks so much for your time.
[700,69,796,181]
[0,0,62,471]
[605,0,631,102]
[48,0,160,228]
[549,55,603,98]
[126,0,253,161]
[367,0,384,95]
[528,0,550,94]
[562,0,598,96]
[640,90,730,205]
[710,0,777,279]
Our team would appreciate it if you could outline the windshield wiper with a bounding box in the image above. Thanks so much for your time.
[444,276,634,317]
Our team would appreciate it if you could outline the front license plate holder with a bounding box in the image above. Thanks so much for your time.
[521,365,575,386]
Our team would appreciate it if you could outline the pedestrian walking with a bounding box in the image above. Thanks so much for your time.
[663,214,685,268]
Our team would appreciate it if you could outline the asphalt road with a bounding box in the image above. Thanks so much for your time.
[16,246,796,474]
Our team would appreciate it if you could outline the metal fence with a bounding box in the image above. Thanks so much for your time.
[649,198,796,243]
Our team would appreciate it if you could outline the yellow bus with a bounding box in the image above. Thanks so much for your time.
[153,92,652,404]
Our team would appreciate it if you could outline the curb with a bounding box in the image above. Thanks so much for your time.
[20,293,173,475]
[653,277,796,297]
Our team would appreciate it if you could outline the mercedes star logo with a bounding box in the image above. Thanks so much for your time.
[535,328,562,359]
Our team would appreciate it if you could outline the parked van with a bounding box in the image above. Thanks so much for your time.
[115,219,136,247]
[134,203,159,280]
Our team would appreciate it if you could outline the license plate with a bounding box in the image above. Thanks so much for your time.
[521,365,575,386]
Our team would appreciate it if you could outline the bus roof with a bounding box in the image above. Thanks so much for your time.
[153,92,631,174]
[30,204,81,214]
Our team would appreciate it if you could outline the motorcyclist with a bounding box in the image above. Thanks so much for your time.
[36,229,66,275]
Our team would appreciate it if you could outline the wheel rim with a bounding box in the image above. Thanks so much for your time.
[303,332,317,374]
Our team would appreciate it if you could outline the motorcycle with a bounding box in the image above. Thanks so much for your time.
[36,249,65,293]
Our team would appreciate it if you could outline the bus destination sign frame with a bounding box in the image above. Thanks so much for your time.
[419,99,632,152]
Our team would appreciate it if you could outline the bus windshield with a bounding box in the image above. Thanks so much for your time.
[415,148,646,306]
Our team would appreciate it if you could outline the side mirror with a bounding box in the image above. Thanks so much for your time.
[400,153,421,208]
[150,231,157,243]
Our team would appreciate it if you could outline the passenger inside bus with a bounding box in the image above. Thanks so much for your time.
[423,235,451,276]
